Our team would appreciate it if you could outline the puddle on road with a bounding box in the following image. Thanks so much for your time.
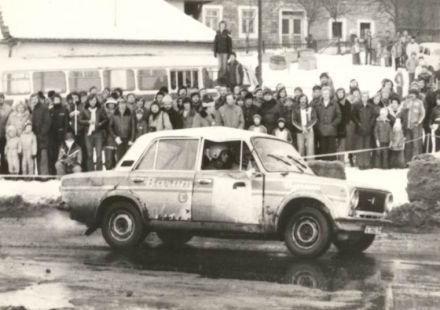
[0,282,73,310]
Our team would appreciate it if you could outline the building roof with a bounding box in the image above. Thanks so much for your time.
[0,0,215,43]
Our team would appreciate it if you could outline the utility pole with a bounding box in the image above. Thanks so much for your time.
[257,0,263,85]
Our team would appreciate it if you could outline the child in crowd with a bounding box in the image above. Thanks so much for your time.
[389,118,405,168]
[20,121,37,175]
[273,118,293,143]
[134,108,148,139]
[374,108,392,169]
[55,132,82,176]
[5,126,21,174]
[248,114,267,133]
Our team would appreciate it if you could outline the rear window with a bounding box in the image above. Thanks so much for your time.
[33,71,66,93]
[68,71,101,92]
[2,72,31,95]
[103,69,135,91]
[137,69,167,91]
[156,139,199,171]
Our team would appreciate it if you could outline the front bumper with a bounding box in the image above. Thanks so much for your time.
[334,217,392,232]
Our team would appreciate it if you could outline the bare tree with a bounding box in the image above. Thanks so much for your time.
[296,0,321,35]
[368,0,403,30]
[321,0,352,54]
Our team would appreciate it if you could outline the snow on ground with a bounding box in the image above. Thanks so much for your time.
[0,179,60,204]
[0,168,409,209]
[346,167,409,207]
[240,52,406,99]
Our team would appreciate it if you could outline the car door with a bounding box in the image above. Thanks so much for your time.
[192,140,264,224]
[128,138,199,221]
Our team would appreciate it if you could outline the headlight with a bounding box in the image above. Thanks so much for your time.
[350,190,359,209]
[385,194,394,213]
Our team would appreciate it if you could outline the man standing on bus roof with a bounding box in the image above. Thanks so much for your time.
[214,20,232,81]
[226,52,244,90]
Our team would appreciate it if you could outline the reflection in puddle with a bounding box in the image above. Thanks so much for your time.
[0,282,73,310]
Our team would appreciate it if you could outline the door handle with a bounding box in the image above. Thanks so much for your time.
[197,179,212,185]
[131,177,145,184]
[233,182,246,189]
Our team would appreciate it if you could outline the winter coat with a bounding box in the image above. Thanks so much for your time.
[291,107,317,133]
[273,128,293,143]
[5,136,21,163]
[260,99,281,134]
[79,107,108,136]
[50,104,70,142]
[67,102,85,135]
[226,60,244,87]
[374,119,392,144]
[20,131,37,157]
[242,104,260,129]
[6,110,31,137]
[192,111,215,128]
[135,119,148,139]
[148,111,172,132]
[248,125,267,134]
[337,99,352,138]
[281,103,294,133]
[109,108,135,141]
[352,102,377,136]
[57,141,82,167]
[401,98,425,130]
[181,109,196,129]
[32,102,52,150]
[213,30,232,56]
[216,104,244,129]
[390,126,405,151]
[0,103,12,139]
[164,108,182,130]
[315,100,342,137]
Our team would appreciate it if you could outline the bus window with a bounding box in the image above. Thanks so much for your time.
[103,69,135,91]
[68,71,101,92]
[170,69,199,91]
[202,68,217,89]
[138,69,167,91]
[3,72,31,95]
[32,71,66,93]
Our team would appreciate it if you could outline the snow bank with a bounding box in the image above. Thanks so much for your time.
[346,167,409,207]
[0,179,60,204]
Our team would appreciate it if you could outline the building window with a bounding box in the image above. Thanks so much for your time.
[238,6,258,39]
[357,20,375,39]
[202,5,223,30]
[328,18,347,40]
[280,10,304,47]
[332,22,343,38]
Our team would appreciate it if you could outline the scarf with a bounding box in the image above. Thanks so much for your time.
[88,107,97,136]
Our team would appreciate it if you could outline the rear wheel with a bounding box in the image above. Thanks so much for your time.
[284,207,332,258]
[101,202,146,250]
[157,231,193,247]
[333,234,375,254]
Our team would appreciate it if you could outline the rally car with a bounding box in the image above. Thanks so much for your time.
[60,127,392,258]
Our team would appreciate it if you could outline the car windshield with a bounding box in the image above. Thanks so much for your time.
[252,138,314,174]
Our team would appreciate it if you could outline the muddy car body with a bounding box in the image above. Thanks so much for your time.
[60,127,392,258]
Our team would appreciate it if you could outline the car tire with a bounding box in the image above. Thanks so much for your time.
[101,201,146,250]
[284,207,332,258]
[333,234,375,254]
[156,231,193,247]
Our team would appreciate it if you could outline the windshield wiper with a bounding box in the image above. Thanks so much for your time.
[267,154,292,167]
[287,155,308,171]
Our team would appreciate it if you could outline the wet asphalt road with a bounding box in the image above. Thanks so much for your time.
[1,211,440,309]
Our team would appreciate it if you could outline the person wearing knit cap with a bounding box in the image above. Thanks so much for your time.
[248,114,267,134]
[273,117,293,143]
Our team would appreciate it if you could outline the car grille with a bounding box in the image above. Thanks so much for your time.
[356,190,386,213]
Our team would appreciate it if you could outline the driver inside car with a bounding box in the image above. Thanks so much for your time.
[203,144,237,170]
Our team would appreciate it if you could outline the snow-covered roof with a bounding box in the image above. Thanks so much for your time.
[0,0,215,43]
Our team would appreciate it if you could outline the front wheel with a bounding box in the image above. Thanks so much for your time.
[333,234,375,254]
[284,207,332,258]
[156,231,193,247]
[101,202,146,250]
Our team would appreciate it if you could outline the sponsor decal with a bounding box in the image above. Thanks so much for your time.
[143,177,192,190]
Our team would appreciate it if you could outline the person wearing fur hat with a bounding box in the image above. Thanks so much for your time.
[248,114,267,133]
[5,125,21,174]
[242,93,260,129]
[6,101,31,138]
[20,121,37,175]
[55,131,82,176]
[260,88,281,134]
[273,118,293,143]
[148,101,172,132]
[253,87,264,108]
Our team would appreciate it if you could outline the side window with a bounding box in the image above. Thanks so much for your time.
[32,71,66,93]
[3,72,31,95]
[137,141,157,170]
[201,140,241,170]
[68,71,101,92]
[170,69,199,91]
[138,69,168,91]
[103,69,135,91]
[155,139,199,170]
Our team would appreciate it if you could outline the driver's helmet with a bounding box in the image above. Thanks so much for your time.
[209,144,229,160]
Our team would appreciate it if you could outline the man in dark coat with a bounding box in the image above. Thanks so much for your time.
[49,93,70,174]
[226,52,244,89]
[31,92,52,175]
[213,21,232,79]
[241,93,260,129]
[260,88,281,134]
[315,87,341,161]
[352,91,377,169]
[163,95,182,129]
[109,99,135,160]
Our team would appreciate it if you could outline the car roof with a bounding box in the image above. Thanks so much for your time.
[420,42,440,49]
